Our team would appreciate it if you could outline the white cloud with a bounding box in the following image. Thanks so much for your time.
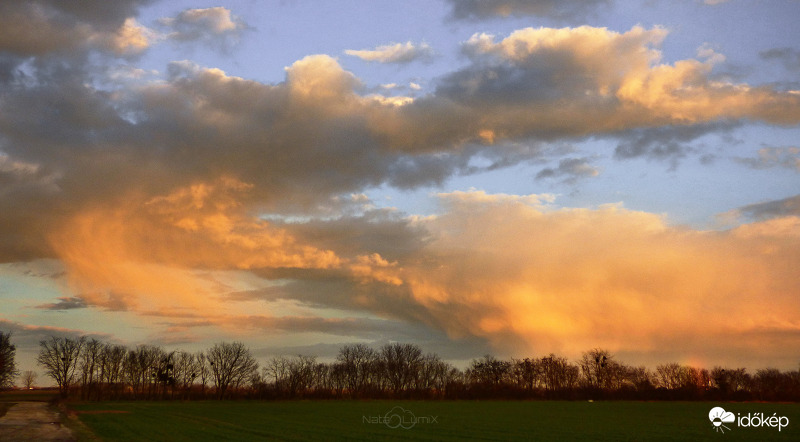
[345,41,434,64]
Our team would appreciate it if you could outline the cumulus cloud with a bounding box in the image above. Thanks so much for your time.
[423,25,800,154]
[398,191,800,366]
[0,0,155,57]
[345,41,434,64]
[1,13,800,369]
[447,0,612,21]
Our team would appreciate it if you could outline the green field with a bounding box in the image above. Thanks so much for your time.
[64,400,799,441]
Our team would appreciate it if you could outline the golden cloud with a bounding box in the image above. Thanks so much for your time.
[401,192,800,360]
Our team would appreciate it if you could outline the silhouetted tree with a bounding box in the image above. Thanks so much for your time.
[510,358,538,391]
[207,341,258,399]
[380,343,423,394]
[195,351,210,395]
[655,362,683,390]
[336,344,378,397]
[753,367,797,401]
[37,335,85,396]
[79,338,103,399]
[122,345,165,398]
[579,348,613,389]
[264,355,291,393]
[468,355,510,388]
[21,370,37,389]
[286,355,316,397]
[173,351,200,397]
[21,334,800,402]
[540,354,578,392]
[264,355,317,397]
[416,353,455,395]
[626,365,655,391]
[0,331,18,389]
[99,343,126,399]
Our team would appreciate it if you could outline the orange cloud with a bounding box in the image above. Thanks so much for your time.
[47,176,407,319]
[401,191,800,365]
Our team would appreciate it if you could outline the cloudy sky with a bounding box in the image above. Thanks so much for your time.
[1,0,799,376]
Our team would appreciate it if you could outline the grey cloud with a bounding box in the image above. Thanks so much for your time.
[238,314,436,342]
[735,146,800,171]
[159,7,246,49]
[34,0,153,30]
[0,318,112,353]
[536,157,599,182]
[35,296,88,311]
[613,123,738,165]
[0,0,153,57]
[255,332,492,362]
[438,62,565,105]
[447,0,612,21]
[760,47,800,72]
[232,276,434,328]
[282,209,430,263]
[732,194,800,221]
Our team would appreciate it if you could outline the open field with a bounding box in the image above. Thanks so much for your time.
[63,400,799,441]
[0,389,59,418]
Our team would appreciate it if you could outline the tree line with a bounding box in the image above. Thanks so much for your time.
[4,333,799,401]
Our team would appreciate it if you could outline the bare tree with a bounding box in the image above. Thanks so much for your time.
[416,353,457,396]
[173,351,200,395]
[579,348,613,389]
[122,345,165,398]
[711,367,751,395]
[207,341,258,399]
[655,362,683,389]
[286,355,316,397]
[626,365,654,391]
[510,358,538,391]
[195,351,210,395]
[264,355,291,393]
[380,343,423,394]
[99,343,127,399]
[264,355,316,396]
[0,331,18,389]
[540,354,576,391]
[467,355,510,387]
[79,338,103,399]
[21,370,37,389]
[336,344,378,397]
[37,336,85,396]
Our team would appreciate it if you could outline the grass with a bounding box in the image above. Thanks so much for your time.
[66,400,800,441]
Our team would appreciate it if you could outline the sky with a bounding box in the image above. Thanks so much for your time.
[1,0,799,379]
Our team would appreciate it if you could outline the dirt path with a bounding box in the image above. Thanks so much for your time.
[0,401,75,441]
